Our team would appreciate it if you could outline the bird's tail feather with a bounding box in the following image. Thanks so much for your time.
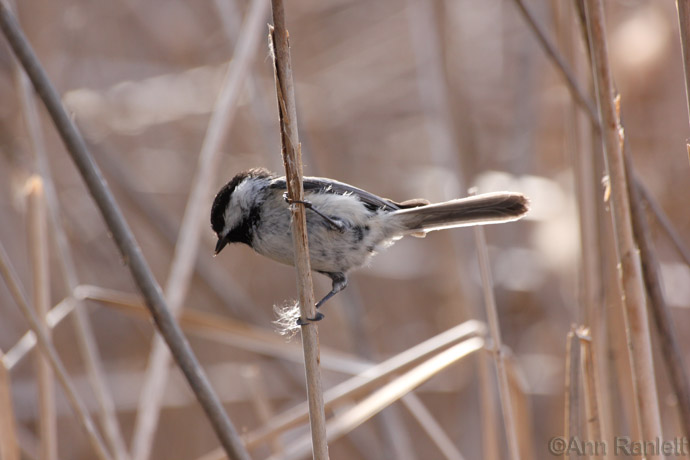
[392,192,529,234]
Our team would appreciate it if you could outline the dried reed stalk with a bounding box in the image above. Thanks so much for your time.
[404,2,489,457]
[13,42,129,460]
[270,338,484,460]
[479,349,500,460]
[504,353,534,459]
[76,284,368,373]
[192,319,483,460]
[130,1,269,458]
[399,394,466,460]
[242,365,284,455]
[564,327,581,460]
[0,242,112,460]
[473,225,520,460]
[554,1,612,448]
[269,1,328,458]
[0,352,19,460]
[676,0,690,140]
[577,328,603,460]
[244,320,483,449]
[583,0,664,451]
[626,157,690,439]
[523,0,690,301]
[94,148,256,316]
[0,4,250,459]
[521,0,690,315]
[512,0,597,120]
[86,283,467,460]
[27,177,57,460]
[2,297,75,371]
[636,181,690,267]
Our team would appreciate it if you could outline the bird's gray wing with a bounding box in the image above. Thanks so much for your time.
[269,176,405,211]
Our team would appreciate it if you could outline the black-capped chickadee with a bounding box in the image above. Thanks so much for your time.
[211,168,529,320]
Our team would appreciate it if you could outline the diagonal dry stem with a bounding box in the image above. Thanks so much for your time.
[399,394,466,460]
[85,285,475,460]
[0,4,249,459]
[3,297,76,371]
[77,284,369,374]
[635,178,690,268]
[243,320,484,449]
[12,44,130,460]
[195,320,484,459]
[625,154,690,439]
[267,338,484,460]
[93,149,256,316]
[512,0,597,122]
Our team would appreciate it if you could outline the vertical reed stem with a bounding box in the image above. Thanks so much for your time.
[473,225,520,460]
[583,0,664,452]
[269,2,329,458]
[27,177,57,460]
[0,352,19,460]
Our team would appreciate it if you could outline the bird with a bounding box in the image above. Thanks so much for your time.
[211,168,529,321]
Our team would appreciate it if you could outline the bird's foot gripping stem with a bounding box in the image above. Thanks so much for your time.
[283,192,345,232]
[295,272,348,326]
[297,312,324,326]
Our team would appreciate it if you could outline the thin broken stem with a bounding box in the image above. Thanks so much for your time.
[577,328,603,460]
[473,225,520,460]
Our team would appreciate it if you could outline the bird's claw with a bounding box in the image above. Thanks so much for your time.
[296,312,325,326]
[283,193,345,232]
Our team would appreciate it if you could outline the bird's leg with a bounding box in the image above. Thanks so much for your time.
[295,272,348,325]
[316,272,348,309]
[283,192,345,232]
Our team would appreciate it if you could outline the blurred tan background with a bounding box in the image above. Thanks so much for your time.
[1,0,689,459]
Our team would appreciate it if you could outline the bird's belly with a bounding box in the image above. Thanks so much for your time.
[251,213,383,274]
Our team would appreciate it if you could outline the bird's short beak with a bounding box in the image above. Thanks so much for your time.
[214,236,229,256]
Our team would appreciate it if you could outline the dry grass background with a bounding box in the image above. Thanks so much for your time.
[0,0,689,459]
